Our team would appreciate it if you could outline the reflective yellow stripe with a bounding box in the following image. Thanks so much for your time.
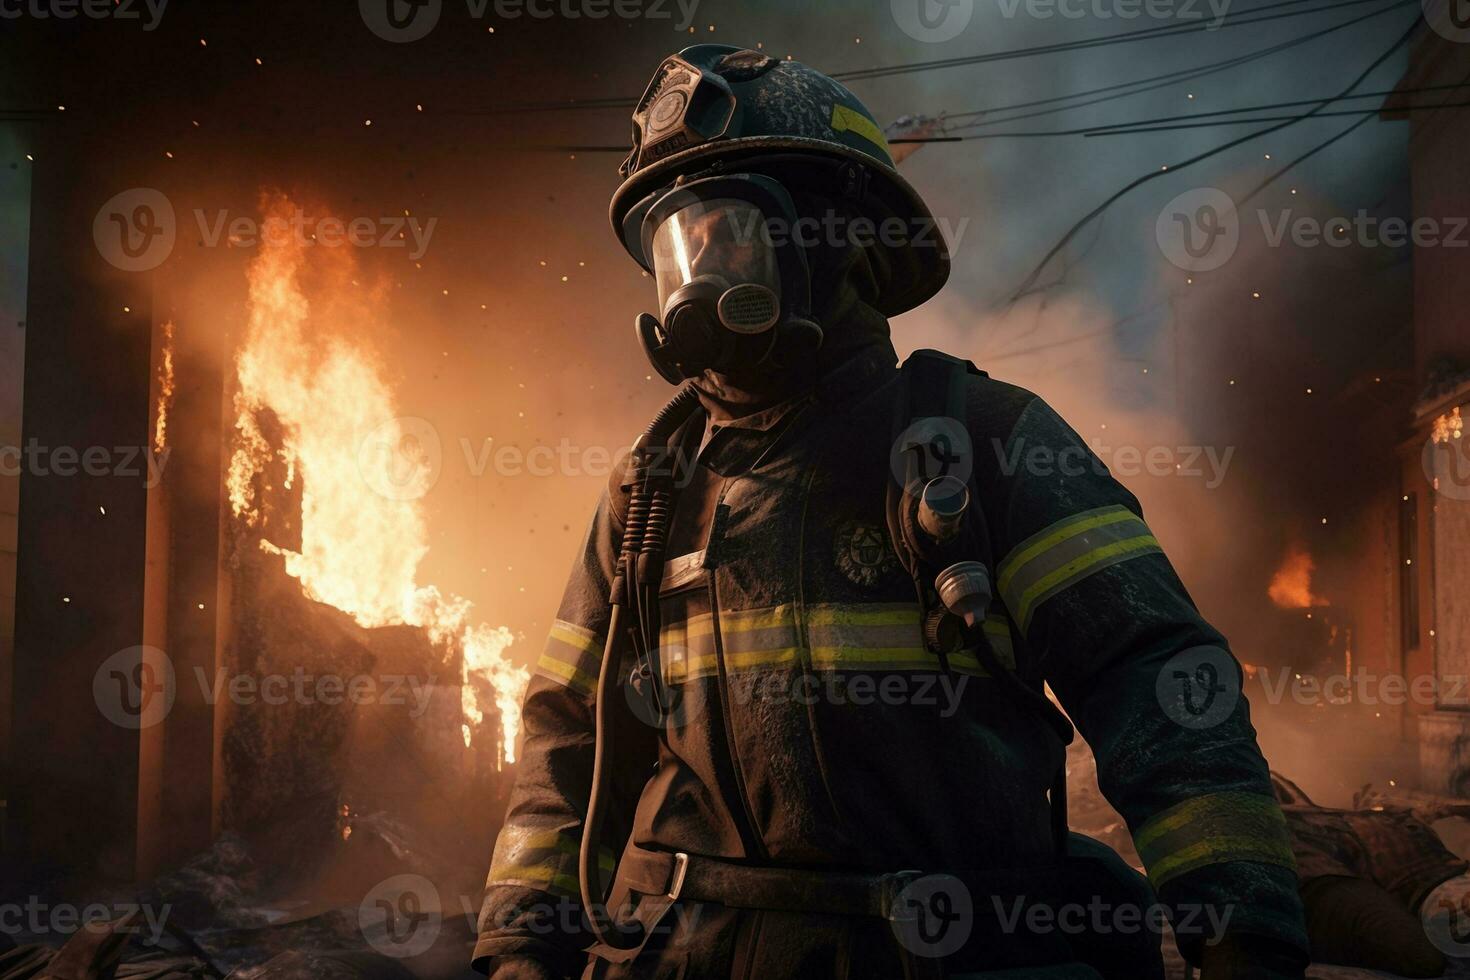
[719,605,797,633]
[655,603,1016,683]
[809,646,933,669]
[1014,533,1161,631]
[488,827,614,899]
[830,103,890,155]
[548,620,600,654]
[534,619,603,696]
[1148,837,1292,885]
[534,653,595,695]
[998,507,1138,596]
[998,506,1162,632]
[1134,792,1296,889]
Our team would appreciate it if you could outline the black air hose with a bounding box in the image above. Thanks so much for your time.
[581,383,701,953]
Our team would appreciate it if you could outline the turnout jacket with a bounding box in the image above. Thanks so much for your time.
[474,348,1307,977]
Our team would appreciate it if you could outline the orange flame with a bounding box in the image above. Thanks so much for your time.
[1268,545,1327,610]
[228,193,527,762]
[154,320,175,455]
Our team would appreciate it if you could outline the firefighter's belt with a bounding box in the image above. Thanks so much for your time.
[593,845,1073,976]
[620,843,929,918]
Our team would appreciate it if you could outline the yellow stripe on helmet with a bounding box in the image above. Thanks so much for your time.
[830,103,890,156]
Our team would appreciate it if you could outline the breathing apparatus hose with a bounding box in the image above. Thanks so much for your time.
[581,383,702,953]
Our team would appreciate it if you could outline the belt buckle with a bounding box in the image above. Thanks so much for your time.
[666,852,689,900]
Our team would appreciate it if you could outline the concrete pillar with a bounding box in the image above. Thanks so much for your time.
[9,133,155,883]
[0,125,32,862]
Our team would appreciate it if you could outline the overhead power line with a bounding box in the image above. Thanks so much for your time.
[536,83,1462,151]
[462,0,1389,115]
[939,0,1413,132]
[1079,82,1464,132]
[1083,100,1470,135]
[1005,15,1421,301]
[927,83,1470,138]
[832,0,1397,82]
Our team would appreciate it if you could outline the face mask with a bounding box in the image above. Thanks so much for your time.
[629,173,823,383]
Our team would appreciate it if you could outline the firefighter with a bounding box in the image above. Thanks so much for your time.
[475,45,1309,980]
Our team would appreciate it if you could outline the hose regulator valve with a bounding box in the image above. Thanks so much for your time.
[935,561,992,629]
[917,475,969,542]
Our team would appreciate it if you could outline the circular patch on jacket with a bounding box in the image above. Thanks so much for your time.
[835,521,900,588]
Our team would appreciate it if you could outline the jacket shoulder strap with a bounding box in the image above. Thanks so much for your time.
[899,348,985,426]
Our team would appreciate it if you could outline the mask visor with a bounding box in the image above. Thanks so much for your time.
[649,198,780,327]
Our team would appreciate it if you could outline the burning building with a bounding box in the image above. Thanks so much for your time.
[5,181,528,922]
[1383,19,1470,796]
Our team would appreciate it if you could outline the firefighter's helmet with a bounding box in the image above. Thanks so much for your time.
[610,44,950,317]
